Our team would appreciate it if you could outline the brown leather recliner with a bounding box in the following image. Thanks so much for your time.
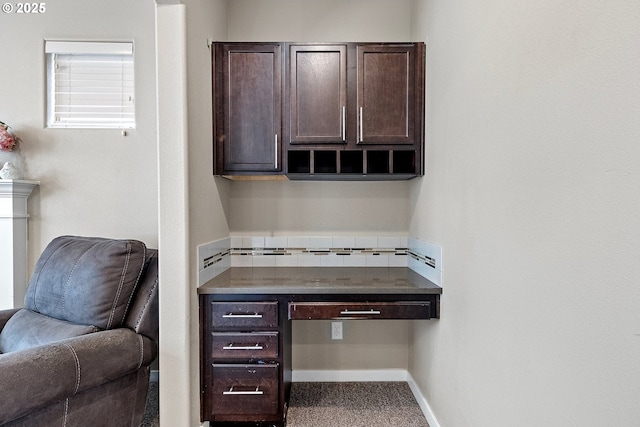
[0,236,159,426]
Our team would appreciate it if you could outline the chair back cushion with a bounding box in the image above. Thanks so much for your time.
[24,236,147,330]
[124,249,159,342]
[0,309,99,353]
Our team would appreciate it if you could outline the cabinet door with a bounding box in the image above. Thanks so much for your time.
[286,44,347,144]
[357,44,417,145]
[216,43,282,173]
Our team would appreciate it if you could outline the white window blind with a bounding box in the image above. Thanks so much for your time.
[46,41,135,129]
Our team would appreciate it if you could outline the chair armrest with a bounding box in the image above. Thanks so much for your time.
[0,328,156,424]
[0,308,20,332]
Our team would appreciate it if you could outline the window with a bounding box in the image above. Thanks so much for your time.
[46,41,135,129]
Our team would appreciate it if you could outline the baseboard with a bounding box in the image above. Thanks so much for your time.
[406,372,441,427]
[291,369,408,382]
[291,369,440,427]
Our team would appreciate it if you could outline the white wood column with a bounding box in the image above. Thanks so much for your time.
[0,180,39,309]
[156,3,193,426]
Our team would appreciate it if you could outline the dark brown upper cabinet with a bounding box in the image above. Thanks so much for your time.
[357,44,417,145]
[285,44,348,145]
[213,42,425,180]
[213,43,283,175]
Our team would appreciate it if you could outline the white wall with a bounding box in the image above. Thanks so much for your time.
[227,0,413,42]
[187,0,231,250]
[409,0,640,426]
[0,0,158,267]
[229,181,410,236]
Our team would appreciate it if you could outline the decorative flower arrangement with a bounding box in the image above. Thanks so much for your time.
[0,121,17,152]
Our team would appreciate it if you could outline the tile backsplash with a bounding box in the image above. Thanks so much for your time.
[408,237,442,286]
[197,237,230,285]
[198,235,442,287]
[231,236,409,269]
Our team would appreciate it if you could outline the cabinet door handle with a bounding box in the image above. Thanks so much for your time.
[340,309,381,315]
[274,134,278,169]
[222,344,264,351]
[222,313,263,318]
[223,386,264,396]
[342,106,346,141]
[359,106,363,143]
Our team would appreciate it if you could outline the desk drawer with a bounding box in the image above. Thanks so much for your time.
[288,301,431,320]
[211,332,279,359]
[211,301,278,329]
[212,363,279,415]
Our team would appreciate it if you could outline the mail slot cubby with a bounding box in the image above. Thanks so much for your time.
[393,150,416,174]
[288,150,311,174]
[339,150,364,174]
[314,150,337,173]
[366,150,389,174]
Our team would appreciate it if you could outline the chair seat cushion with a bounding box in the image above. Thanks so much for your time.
[24,236,147,330]
[0,309,99,353]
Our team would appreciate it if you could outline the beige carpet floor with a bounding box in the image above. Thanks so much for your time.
[287,382,430,427]
[142,380,159,427]
[143,381,430,427]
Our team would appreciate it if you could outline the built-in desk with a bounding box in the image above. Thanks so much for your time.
[198,267,442,426]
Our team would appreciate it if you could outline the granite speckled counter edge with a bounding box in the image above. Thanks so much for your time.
[197,267,442,295]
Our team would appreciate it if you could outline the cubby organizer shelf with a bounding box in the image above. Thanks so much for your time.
[286,149,418,180]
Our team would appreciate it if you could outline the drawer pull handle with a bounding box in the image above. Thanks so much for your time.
[222,344,264,351]
[223,386,264,396]
[222,313,263,318]
[340,309,382,315]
